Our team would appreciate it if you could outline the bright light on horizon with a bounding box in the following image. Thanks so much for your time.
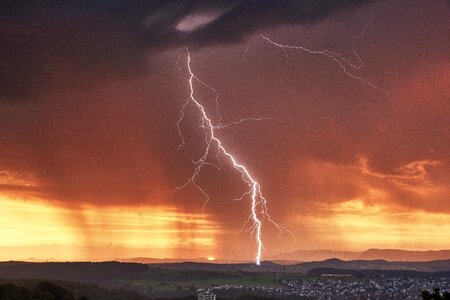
[0,195,219,261]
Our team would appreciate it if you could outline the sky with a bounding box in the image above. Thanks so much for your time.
[0,0,449,262]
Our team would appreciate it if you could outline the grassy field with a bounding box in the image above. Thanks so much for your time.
[121,269,283,294]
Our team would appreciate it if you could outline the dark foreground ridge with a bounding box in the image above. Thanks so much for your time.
[0,260,449,299]
[0,280,147,300]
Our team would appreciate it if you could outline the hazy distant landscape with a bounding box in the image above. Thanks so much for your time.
[1,256,449,299]
[2,248,450,299]
[271,249,450,263]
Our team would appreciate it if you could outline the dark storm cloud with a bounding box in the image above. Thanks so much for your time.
[0,0,374,102]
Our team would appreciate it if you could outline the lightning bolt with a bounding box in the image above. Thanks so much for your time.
[261,12,389,99]
[175,48,289,265]
[174,13,380,265]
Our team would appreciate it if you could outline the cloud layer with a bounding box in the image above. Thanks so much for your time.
[0,0,449,258]
[0,0,374,102]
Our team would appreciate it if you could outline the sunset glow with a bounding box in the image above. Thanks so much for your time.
[323,199,450,250]
[0,0,449,263]
[0,196,219,261]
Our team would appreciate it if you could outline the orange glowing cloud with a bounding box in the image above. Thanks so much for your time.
[278,157,450,252]
[288,197,450,251]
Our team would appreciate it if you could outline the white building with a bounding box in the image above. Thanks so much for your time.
[197,289,216,300]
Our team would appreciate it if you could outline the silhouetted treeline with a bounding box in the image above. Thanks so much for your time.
[0,279,148,300]
[0,281,84,300]
[0,262,147,283]
[422,288,450,300]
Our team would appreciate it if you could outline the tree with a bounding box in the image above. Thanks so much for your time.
[422,288,450,300]
[422,290,432,300]
[32,281,75,300]
[0,283,32,300]
[443,291,450,300]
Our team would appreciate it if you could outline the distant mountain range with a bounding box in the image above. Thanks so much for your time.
[120,257,207,264]
[358,249,450,261]
[271,249,450,262]
[5,248,450,264]
[1,259,449,278]
[142,259,450,273]
[271,250,359,263]
[115,249,450,265]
